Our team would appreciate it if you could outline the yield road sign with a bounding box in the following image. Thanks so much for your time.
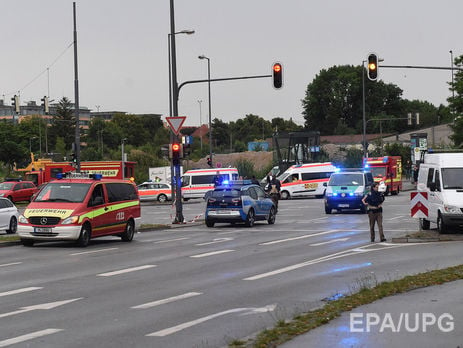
[410,191,428,218]
[166,116,186,135]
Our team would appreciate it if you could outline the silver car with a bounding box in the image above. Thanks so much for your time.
[0,197,19,234]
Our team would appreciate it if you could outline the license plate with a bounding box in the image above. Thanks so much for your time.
[34,227,52,233]
[338,204,349,208]
[217,210,232,215]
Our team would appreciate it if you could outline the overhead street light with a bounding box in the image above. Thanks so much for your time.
[198,55,212,167]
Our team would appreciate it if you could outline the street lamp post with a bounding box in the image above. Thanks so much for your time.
[198,55,212,167]
[198,99,203,151]
[450,50,455,112]
[29,136,38,154]
[121,138,127,179]
[362,60,367,158]
[167,29,195,215]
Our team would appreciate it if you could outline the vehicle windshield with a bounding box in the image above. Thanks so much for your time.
[35,183,92,203]
[370,167,387,177]
[441,168,463,189]
[329,174,363,186]
[0,183,14,190]
[211,188,241,198]
[277,172,290,182]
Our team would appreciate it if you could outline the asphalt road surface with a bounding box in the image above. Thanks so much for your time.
[2,194,463,347]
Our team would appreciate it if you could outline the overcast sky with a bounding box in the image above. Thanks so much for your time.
[2,0,461,127]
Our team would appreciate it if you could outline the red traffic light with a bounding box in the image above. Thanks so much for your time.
[272,62,283,89]
[172,143,180,151]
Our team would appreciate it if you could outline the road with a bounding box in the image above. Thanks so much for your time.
[1,194,463,347]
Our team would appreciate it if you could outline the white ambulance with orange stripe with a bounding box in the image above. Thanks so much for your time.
[277,162,337,199]
[181,168,239,200]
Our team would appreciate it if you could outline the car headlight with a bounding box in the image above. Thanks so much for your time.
[18,214,28,223]
[0,193,4,197]
[443,205,462,214]
[62,216,80,225]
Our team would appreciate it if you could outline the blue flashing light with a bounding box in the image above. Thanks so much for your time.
[56,173,64,179]
[92,174,103,180]
[364,164,369,169]
[383,156,388,163]
[333,192,338,196]
[349,192,354,196]
[222,180,229,185]
[334,167,341,172]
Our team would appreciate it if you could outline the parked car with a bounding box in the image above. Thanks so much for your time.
[205,180,276,227]
[137,182,172,202]
[0,197,19,234]
[0,180,38,203]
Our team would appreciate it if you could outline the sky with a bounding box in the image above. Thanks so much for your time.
[1,0,462,127]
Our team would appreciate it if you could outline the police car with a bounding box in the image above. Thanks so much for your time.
[205,180,276,227]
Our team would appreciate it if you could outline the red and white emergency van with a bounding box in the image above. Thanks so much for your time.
[17,172,141,247]
[181,168,239,200]
[277,162,338,199]
[363,156,402,195]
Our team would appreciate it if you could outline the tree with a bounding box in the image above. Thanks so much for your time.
[302,65,404,135]
[48,97,76,152]
[448,54,463,147]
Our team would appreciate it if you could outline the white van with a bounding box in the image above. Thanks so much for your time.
[417,152,463,233]
[181,168,239,199]
[277,162,337,199]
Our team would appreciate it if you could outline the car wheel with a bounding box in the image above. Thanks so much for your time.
[245,209,255,227]
[280,191,290,200]
[437,213,449,234]
[157,194,167,203]
[77,224,91,247]
[420,218,430,230]
[267,207,276,224]
[205,219,215,227]
[325,206,332,214]
[21,239,34,247]
[6,216,17,234]
[121,220,135,242]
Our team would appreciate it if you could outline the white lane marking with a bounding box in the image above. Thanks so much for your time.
[70,247,119,256]
[190,250,235,258]
[244,244,403,280]
[260,230,339,245]
[0,287,42,298]
[389,216,405,220]
[0,262,21,268]
[309,238,350,246]
[196,238,233,246]
[0,298,82,319]
[146,304,276,337]
[0,329,63,347]
[97,265,156,277]
[132,292,202,309]
[154,237,189,244]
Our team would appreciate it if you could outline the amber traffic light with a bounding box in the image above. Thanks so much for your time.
[367,53,378,81]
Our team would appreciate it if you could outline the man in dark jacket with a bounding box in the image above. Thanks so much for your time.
[269,175,281,211]
[362,182,386,242]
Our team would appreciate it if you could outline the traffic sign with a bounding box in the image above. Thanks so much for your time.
[166,116,186,135]
[410,192,428,218]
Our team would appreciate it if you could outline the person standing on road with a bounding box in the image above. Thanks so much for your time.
[269,174,281,212]
[362,182,386,242]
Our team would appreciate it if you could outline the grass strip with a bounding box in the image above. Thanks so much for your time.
[232,264,463,348]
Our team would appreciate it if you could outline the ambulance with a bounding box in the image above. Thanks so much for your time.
[363,156,402,195]
[181,168,239,200]
[277,162,338,199]
[17,172,141,247]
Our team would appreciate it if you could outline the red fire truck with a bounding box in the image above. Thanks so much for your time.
[363,156,402,195]
[18,160,136,186]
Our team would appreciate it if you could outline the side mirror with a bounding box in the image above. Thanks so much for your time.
[323,182,327,187]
